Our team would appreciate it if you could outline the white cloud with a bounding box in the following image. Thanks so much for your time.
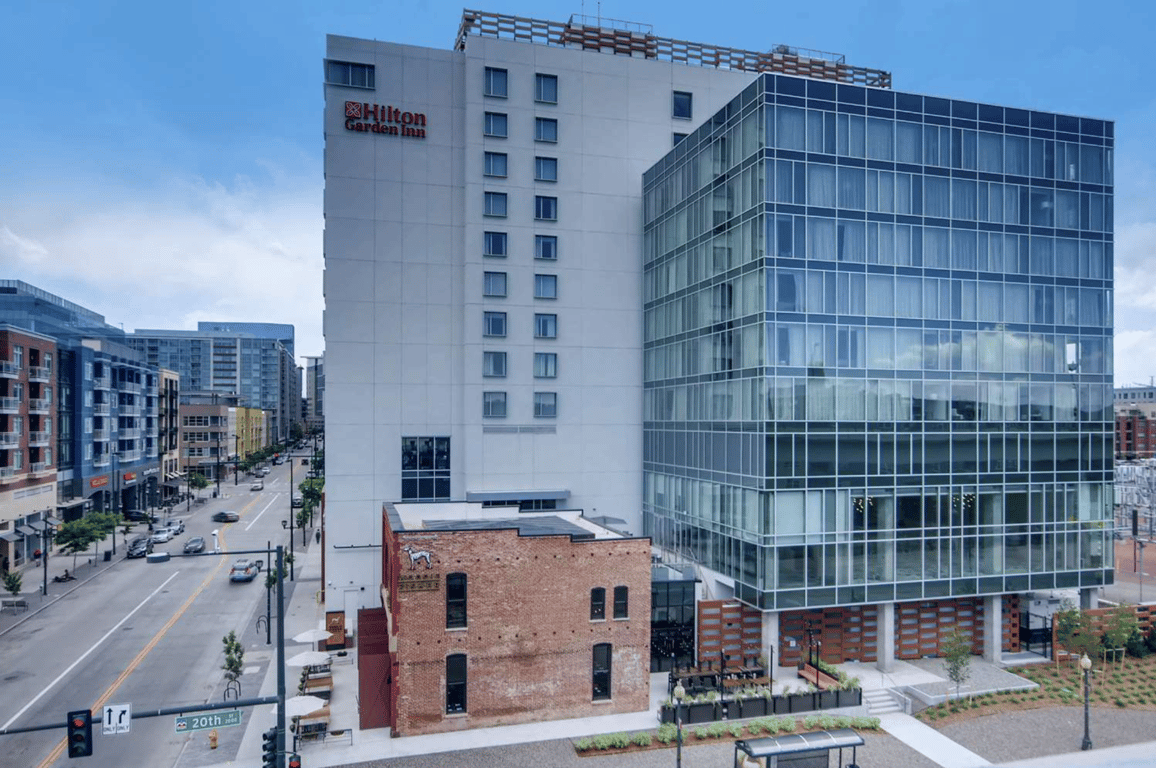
[0,225,49,264]
[0,166,325,361]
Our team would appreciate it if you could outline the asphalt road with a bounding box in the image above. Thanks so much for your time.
[0,460,306,768]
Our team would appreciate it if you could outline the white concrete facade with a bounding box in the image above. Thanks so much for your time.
[322,31,756,618]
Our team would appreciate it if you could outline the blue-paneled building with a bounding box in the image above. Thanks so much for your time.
[642,74,1113,663]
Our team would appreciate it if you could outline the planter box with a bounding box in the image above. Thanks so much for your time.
[836,688,862,708]
[686,701,720,724]
[737,697,769,718]
[788,692,818,713]
[659,705,676,724]
[818,690,839,710]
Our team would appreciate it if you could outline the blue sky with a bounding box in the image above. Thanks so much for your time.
[2,0,1154,379]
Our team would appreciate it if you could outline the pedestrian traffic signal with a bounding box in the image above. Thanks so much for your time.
[261,727,278,767]
[66,709,93,758]
[288,753,302,768]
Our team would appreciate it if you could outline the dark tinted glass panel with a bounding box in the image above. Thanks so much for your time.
[446,654,467,713]
[895,93,922,113]
[777,75,806,96]
[837,84,865,104]
[1055,115,1080,133]
[613,585,628,619]
[867,89,894,108]
[924,97,950,116]
[446,572,467,628]
[592,643,612,700]
[978,104,1003,123]
[807,80,836,100]
[952,100,977,119]
[1030,111,1055,129]
[1005,108,1029,126]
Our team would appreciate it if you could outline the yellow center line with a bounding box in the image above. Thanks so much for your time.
[38,504,257,767]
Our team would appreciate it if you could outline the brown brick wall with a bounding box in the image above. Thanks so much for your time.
[387,525,651,736]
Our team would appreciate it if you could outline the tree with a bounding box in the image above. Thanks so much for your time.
[1102,605,1138,670]
[222,630,244,698]
[55,519,100,571]
[188,472,209,496]
[1055,607,1101,666]
[942,627,972,700]
[3,571,22,601]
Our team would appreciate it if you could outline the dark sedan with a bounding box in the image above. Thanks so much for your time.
[183,537,206,554]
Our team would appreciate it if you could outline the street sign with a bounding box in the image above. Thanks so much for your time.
[174,710,243,733]
[103,703,131,735]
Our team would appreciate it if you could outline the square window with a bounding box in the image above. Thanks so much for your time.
[534,392,557,418]
[483,391,507,418]
[534,352,557,378]
[534,274,557,299]
[674,132,688,146]
[483,271,507,297]
[483,351,507,377]
[484,112,508,138]
[535,235,557,260]
[535,157,558,182]
[535,117,558,143]
[483,311,506,337]
[484,192,507,217]
[484,67,507,98]
[534,196,557,221]
[484,151,507,177]
[534,313,557,338]
[483,231,507,257]
[673,91,693,120]
[535,73,558,104]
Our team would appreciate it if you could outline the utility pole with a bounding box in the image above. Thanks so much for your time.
[214,431,221,498]
[234,433,241,486]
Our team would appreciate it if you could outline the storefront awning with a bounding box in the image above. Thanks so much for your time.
[45,515,63,526]
[0,531,22,542]
[27,521,47,532]
[162,480,182,488]
[16,525,38,537]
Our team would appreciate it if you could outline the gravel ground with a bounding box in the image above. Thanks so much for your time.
[940,707,1156,764]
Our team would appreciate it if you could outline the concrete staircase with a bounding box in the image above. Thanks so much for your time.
[863,688,902,715]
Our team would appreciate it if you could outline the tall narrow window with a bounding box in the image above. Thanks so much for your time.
[613,585,629,619]
[592,643,612,700]
[535,235,557,260]
[446,654,467,713]
[446,573,467,628]
[535,117,558,143]
[483,67,507,98]
[590,587,606,620]
[535,73,558,104]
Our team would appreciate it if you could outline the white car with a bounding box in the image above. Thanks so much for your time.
[150,528,175,543]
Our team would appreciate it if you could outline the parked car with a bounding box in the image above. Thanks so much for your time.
[150,528,175,544]
[292,495,304,508]
[212,511,240,523]
[183,536,206,554]
[127,537,153,559]
[250,480,264,491]
[255,467,270,477]
[165,519,185,535]
[229,558,263,582]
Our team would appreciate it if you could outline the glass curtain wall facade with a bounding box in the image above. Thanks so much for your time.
[642,74,1114,611]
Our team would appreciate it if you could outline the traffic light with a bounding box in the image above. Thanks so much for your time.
[66,709,93,758]
[288,754,302,768]
[261,727,278,767]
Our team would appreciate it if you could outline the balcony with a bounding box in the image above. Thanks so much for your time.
[93,402,111,415]
[0,397,19,413]
[0,432,17,448]
[0,361,18,378]
[119,450,142,462]
[30,461,50,475]
[119,428,142,440]
[28,431,50,446]
[0,467,16,480]
[93,374,111,390]
[27,366,51,382]
[94,454,111,467]
[92,429,110,441]
[28,398,50,414]
[119,404,141,416]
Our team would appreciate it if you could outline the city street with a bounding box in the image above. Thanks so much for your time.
[0,460,309,768]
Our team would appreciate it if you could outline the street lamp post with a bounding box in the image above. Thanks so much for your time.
[1081,653,1093,751]
[214,432,221,498]
[287,453,295,581]
[673,678,685,768]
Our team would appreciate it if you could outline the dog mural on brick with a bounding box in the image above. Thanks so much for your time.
[401,544,433,570]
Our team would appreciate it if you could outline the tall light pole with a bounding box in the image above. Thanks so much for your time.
[1081,653,1093,751]
[234,433,241,486]
[214,431,222,498]
[673,676,685,768]
[287,453,295,581]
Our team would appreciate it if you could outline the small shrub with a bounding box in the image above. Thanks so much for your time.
[655,723,677,745]
[779,717,797,733]
[729,722,745,738]
[802,715,819,731]
[1115,699,1127,708]
[693,727,709,740]
[834,715,852,728]
[708,722,728,738]
[818,714,837,730]
[591,734,614,750]
[631,731,652,747]
[574,738,593,752]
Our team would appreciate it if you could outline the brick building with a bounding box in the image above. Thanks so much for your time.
[359,502,651,736]
[1115,403,1156,459]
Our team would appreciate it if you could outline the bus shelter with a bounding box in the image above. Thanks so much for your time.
[734,728,863,767]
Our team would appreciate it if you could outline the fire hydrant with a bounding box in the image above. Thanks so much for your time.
[209,729,219,749]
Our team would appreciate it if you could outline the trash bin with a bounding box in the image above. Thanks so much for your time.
[104,551,112,562]
[213,490,218,498]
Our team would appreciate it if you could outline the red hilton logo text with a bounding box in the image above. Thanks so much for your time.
[345,102,427,138]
